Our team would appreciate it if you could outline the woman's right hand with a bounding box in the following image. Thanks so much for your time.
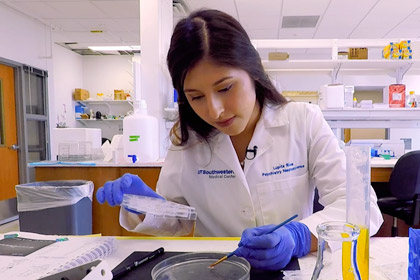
[96,173,163,206]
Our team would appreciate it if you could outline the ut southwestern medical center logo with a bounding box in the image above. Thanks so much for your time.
[197,169,236,179]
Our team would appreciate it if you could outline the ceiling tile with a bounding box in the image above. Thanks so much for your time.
[54,30,121,43]
[108,19,139,32]
[247,28,277,39]
[92,0,139,19]
[235,0,283,16]
[351,0,420,38]
[282,0,330,16]
[4,1,62,19]
[44,18,85,31]
[45,1,107,19]
[118,31,140,43]
[186,0,237,18]
[314,0,379,39]
[241,15,280,30]
[386,14,420,38]
[277,28,317,39]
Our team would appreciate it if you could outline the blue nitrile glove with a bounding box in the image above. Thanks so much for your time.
[96,173,164,207]
[234,221,311,271]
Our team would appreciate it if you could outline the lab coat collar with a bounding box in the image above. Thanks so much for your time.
[261,104,290,128]
[244,106,280,170]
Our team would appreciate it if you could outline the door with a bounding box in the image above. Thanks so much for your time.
[0,64,19,200]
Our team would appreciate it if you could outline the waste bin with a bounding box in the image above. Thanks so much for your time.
[15,180,93,235]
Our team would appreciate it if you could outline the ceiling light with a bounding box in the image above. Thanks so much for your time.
[88,46,139,51]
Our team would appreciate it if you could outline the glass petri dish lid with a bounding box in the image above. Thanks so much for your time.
[151,252,250,280]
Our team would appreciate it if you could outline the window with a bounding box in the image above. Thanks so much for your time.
[23,65,49,162]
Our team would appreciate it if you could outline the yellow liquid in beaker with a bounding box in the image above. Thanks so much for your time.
[357,227,369,280]
[341,227,369,280]
[342,238,353,279]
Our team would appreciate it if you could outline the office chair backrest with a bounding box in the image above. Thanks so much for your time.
[389,150,420,200]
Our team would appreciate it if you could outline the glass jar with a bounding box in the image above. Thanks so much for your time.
[311,221,361,280]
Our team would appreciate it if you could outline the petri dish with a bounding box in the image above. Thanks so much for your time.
[151,252,250,280]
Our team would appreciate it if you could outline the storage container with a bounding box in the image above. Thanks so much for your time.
[123,100,159,163]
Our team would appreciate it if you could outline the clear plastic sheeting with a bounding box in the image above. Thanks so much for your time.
[122,194,197,220]
[15,180,94,212]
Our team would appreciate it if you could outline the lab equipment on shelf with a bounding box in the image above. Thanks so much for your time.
[347,139,405,158]
[122,194,197,220]
[407,91,418,108]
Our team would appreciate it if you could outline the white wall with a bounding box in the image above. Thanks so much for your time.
[0,3,56,159]
[52,44,83,129]
[83,56,134,97]
[0,3,52,70]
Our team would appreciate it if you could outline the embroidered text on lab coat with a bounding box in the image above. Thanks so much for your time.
[197,169,236,179]
[262,162,305,177]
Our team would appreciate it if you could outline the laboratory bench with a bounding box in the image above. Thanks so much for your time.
[1,231,409,280]
[32,158,396,236]
[105,236,409,279]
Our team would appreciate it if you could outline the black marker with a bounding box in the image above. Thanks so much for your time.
[112,247,164,279]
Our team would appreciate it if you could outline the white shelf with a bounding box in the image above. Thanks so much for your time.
[76,119,123,122]
[262,59,419,72]
[322,108,420,120]
[322,108,420,128]
[76,100,132,104]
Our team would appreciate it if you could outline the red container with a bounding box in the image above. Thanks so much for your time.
[388,84,406,108]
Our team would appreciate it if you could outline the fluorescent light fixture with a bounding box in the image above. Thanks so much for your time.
[88,46,140,51]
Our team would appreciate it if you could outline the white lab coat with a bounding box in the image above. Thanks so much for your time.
[120,102,383,237]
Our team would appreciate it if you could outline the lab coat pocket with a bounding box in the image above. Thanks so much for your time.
[256,172,312,225]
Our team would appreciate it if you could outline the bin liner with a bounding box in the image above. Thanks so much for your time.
[15,180,93,212]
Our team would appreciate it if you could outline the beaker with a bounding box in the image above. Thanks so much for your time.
[311,221,361,280]
[345,146,371,279]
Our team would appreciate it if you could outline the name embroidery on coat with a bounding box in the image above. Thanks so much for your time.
[262,162,305,177]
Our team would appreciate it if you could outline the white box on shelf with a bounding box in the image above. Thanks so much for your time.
[319,84,345,109]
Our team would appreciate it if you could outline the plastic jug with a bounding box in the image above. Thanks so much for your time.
[123,100,159,163]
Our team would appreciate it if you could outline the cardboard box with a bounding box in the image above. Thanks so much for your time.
[348,48,368,59]
[114,89,125,100]
[388,84,406,108]
[268,52,289,60]
[74,88,89,100]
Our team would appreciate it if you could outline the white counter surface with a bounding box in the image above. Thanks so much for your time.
[0,232,409,280]
[29,160,165,167]
[31,157,396,169]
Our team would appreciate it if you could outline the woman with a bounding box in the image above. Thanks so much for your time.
[96,9,383,270]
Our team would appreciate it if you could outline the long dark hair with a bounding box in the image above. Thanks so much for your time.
[167,9,287,145]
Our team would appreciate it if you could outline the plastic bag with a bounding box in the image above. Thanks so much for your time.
[15,180,93,212]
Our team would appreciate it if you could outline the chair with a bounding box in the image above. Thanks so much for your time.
[377,150,420,237]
